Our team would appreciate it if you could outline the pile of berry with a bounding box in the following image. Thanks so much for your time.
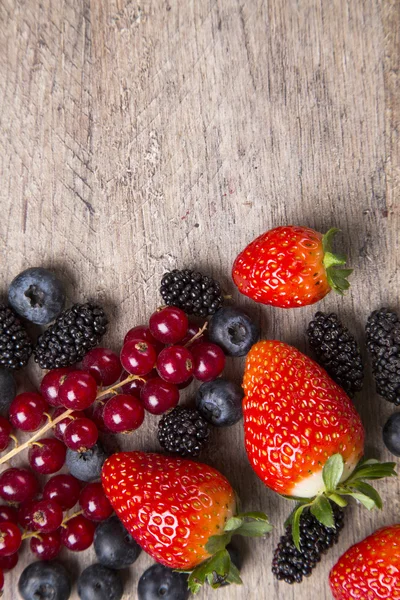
[0,267,260,599]
[0,238,399,599]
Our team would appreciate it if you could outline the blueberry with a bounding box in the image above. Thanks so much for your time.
[66,442,108,482]
[8,267,65,325]
[208,307,259,357]
[383,413,400,456]
[94,515,141,569]
[18,561,72,600]
[138,564,189,600]
[0,368,16,416]
[196,378,243,427]
[78,564,123,600]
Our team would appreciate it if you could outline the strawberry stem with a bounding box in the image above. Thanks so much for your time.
[187,511,272,593]
[322,228,353,294]
[283,454,397,548]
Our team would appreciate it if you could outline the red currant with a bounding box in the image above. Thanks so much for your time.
[30,499,63,533]
[0,507,18,525]
[156,346,194,384]
[103,394,144,433]
[79,482,113,522]
[61,514,95,551]
[0,551,18,570]
[9,392,48,432]
[0,417,12,452]
[58,371,98,411]
[85,402,110,433]
[141,377,179,415]
[18,499,37,531]
[43,474,81,510]
[177,376,194,390]
[52,407,82,441]
[191,342,225,381]
[0,522,21,556]
[124,325,163,352]
[81,348,122,386]
[40,368,73,407]
[64,418,98,451]
[28,438,66,474]
[149,307,188,344]
[120,340,157,376]
[0,468,39,503]
[30,529,61,560]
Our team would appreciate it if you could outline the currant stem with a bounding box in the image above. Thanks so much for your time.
[9,435,19,448]
[96,374,141,400]
[0,409,74,465]
[61,510,83,527]
[21,531,42,541]
[0,375,137,465]
[185,322,208,347]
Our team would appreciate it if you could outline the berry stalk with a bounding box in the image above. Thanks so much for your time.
[184,322,208,347]
[0,374,139,466]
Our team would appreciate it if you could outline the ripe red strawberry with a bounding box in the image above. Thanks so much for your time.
[243,340,365,498]
[329,524,400,599]
[102,451,271,592]
[232,226,352,308]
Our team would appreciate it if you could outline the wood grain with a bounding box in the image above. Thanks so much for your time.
[1,1,399,598]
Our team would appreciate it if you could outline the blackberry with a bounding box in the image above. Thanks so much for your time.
[272,504,345,584]
[34,303,108,369]
[0,304,33,370]
[160,269,223,317]
[307,312,363,397]
[157,406,210,457]
[366,308,400,406]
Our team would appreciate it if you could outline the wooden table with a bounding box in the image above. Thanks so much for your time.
[1,1,399,598]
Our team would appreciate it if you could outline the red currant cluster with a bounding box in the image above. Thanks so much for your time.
[114,306,224,420]
[0,305,228,593]
[0,469,112,575]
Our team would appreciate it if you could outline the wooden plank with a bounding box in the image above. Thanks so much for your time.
[0,1,398,598]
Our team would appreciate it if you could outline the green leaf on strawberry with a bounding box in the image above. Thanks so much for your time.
[323,454,344,492]
[292,504,310,551]
[322,228,353,294]
[223,562,243,586]
[341,491,377,510]
[223,517,243,532]
[310,495,335,528]
[204,533,232,555]
[233,521,273,537]
[327,493,348,508]
[348,481,383,509]
[206,513,272,554]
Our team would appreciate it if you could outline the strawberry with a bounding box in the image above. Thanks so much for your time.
[329,524,400,599]
[102,451,271,592]
[243,340,396,549]
[243,340,365,497]
[232,226,352,308]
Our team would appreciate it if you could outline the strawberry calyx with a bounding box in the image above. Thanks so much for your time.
[180,511,272,593]
[282,454,397,551]
[322,228,353,295]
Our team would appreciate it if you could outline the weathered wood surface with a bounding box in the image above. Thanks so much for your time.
[0,0,399,598]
